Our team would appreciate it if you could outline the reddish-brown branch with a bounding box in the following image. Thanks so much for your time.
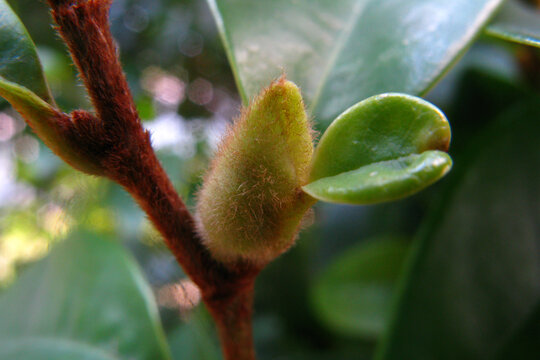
[49,0,139,136]
[46,1,260,357]
[205,279,257,360]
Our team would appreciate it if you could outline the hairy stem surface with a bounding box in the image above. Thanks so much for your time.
[205,279,257,360]
[46,1,260,357]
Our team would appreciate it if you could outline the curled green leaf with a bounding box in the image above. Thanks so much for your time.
[305,93,452,205]
[303,151,451,205]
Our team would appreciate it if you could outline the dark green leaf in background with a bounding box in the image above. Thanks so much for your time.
[0,0,53,103]
[0,339,119,360]
[207,0,503,125]
[311,236,410,339]
[304,94,452,205]
[486,0,540,48]
[0,233,171,360]
[168,307,221,360]
[376,100,540,360]
[495,300,540,360]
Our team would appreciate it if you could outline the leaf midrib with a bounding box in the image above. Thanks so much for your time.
[309,0,367,115]
[206,0,250,104]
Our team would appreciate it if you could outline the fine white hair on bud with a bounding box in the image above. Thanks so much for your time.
[196,77,316,267]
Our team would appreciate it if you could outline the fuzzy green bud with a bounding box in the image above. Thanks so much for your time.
[196,78,315,266]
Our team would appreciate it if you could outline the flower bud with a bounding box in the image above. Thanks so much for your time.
[196,78,315,266]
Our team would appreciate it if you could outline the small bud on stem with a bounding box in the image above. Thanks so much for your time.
[197,77,316,267]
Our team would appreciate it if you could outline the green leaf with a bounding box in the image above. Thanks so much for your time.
[495,301,540,360]
[309,93,451,181]
[486,0,540,48]
[207,0,503,124]
[0,75,60,144]
[0,76,102,175]
[304,93,452,205]
[0,0,53,103]
[304,151,451,205]
[168,307,221,360]
[0,75,58,131]
[376,100,540,360]
[311,236,410,339]
[0,339,119,360]
[0,233,171,360]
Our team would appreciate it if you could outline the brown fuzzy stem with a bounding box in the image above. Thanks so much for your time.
[205,279,257,360]
[46,0,261,357]
[48,0,139,135]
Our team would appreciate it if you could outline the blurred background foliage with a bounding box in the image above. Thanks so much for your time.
[0,0,539,359]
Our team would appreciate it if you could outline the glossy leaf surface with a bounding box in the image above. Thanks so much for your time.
[311,236,410,339]
[208,0,503,124]
[304,93,451,205]
[486,0,540,48]
[304,151,451,205]
[0,0,53,103]
[0,233,171,360]
[376,101,540,360]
